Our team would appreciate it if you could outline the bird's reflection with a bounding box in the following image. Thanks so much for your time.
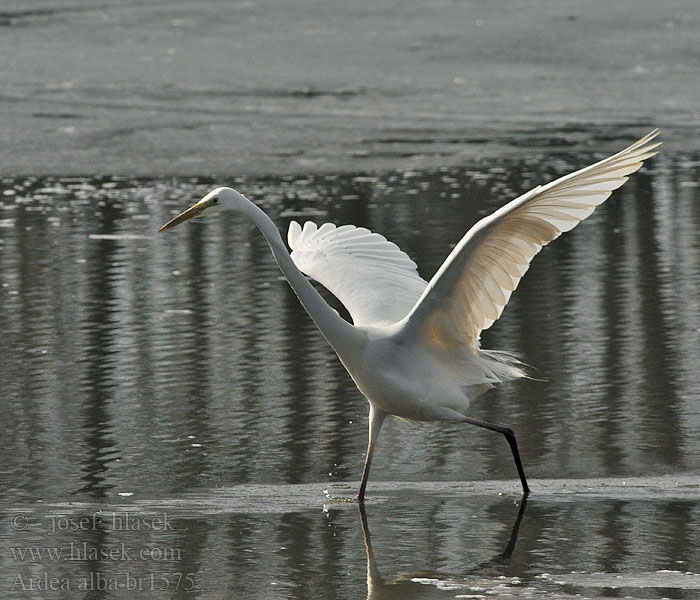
[359,496,528,599]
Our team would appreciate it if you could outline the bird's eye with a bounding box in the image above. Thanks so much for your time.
[212,197,219,204]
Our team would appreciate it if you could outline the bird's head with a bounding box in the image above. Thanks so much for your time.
[159,186,249,232]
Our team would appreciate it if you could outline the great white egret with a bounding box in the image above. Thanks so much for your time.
[160,130,660,501]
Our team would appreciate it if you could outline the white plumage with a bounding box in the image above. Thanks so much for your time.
[288,221,427,327]
[160,130,661,501]
[399,129,660,355]
[290,130,660,348]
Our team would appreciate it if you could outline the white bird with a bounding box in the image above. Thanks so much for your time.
[160,130,660,501]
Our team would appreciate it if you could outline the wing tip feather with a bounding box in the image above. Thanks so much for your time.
[288,220,302,248]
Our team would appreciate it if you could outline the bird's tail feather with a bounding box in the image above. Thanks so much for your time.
[476,349,530,384]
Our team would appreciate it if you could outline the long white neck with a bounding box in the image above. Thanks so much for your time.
[239,200,362,359]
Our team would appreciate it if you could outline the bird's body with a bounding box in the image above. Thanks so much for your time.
[160,130,660,501]
[346,325,477,422]
[346,326,457,421]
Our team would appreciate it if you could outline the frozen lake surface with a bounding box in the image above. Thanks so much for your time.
[2,0,699,175]
[4,476,700,598]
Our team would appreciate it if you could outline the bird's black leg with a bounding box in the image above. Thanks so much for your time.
[461,416,530,495]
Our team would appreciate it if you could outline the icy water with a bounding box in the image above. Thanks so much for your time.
[2,151,700,598]
[3,0,699,176]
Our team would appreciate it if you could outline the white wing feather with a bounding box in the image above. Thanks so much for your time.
[399,130,661,351]
[288,221,427,327]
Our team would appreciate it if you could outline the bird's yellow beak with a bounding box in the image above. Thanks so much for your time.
[159,198,210,232]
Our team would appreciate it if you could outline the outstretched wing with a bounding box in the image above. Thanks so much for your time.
[288,221,427,327]
[398,130,661,350]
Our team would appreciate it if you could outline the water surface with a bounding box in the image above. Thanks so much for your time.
[1,151,700,597]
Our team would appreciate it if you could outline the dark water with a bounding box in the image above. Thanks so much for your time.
[2,151,700,598]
